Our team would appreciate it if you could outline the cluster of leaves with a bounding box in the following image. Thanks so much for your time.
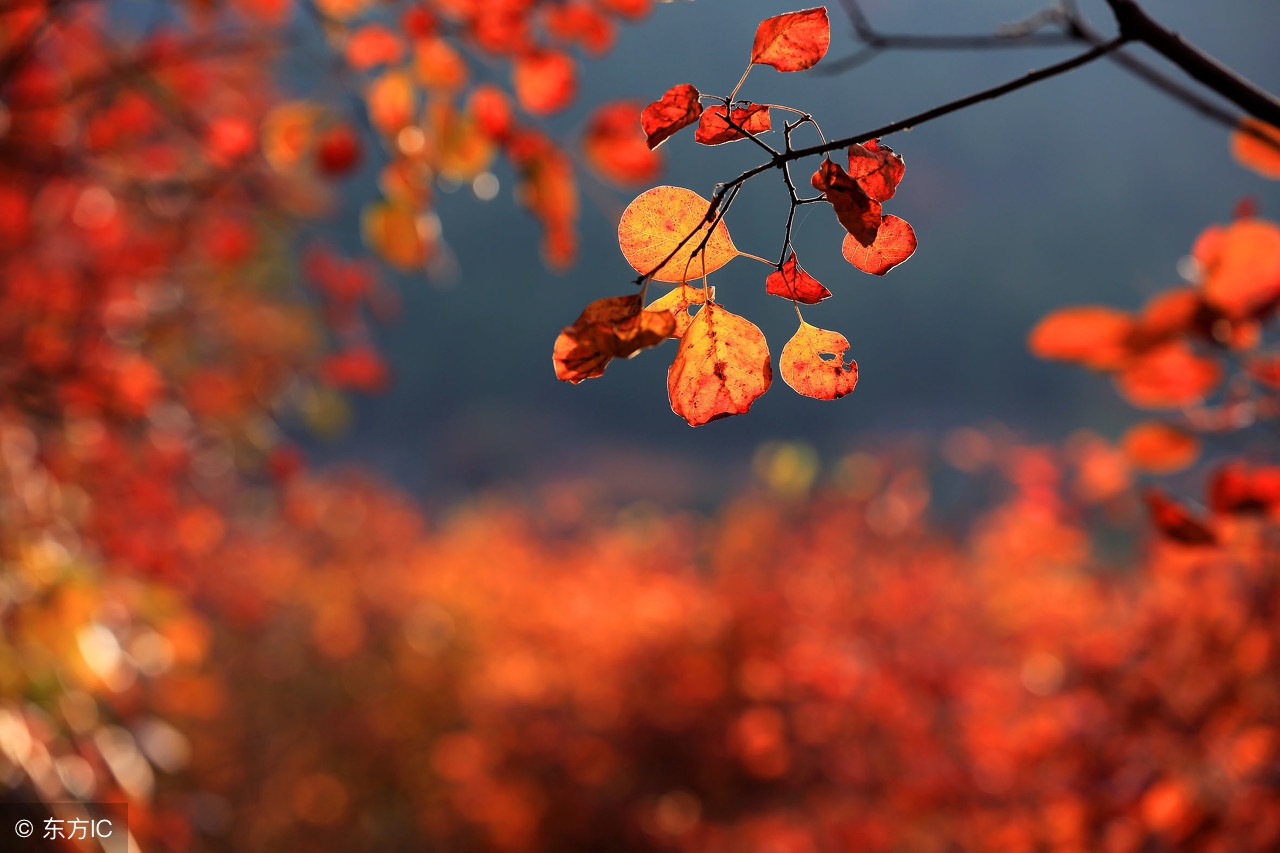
[552,7,919,426]
[1030,123,1280,536]
[5,435,1274,852]
[252,0,676,272]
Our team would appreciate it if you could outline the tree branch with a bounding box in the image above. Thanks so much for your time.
[1102,0,1280,127]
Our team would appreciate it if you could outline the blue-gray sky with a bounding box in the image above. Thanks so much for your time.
[301,0,1280,505]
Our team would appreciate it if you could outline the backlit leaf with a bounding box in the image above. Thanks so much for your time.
[514,50,577,115]
[695,103,771,146]
[667,302,771,426]
[1115,342,1221,409]
[366,71,416,136]
[362,201,432,269]
[780,321,858,400]
[751,7,830,72]
[618,186,737,282]
[583,100,662,186]
[847,139,905,202]
[640,84,702,150]
[1196,218,1280,320]
[553,294,675,383]
[1028,306,1135,371]
[345,25,405,71]
[1122,422,1200,474]
[841,215,916,275]
[812,158,881,247]
[415,37,469,92]
[646,283,712,338]
[1231,118,1280,180]
[765,253,829,303]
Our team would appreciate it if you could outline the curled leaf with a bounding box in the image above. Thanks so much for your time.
[667,301,771,426]
[553,295,676,384]
[841,215,916,275]
[618,186,737,282]
[641,84,702,150]
[1122,422,1200,474]
[765,253,830,304]
[695,103,771,146]
[780,322,858,400]
[847,139,905,202]
[751,7,830,72]
[1231,118,1280,180]
[583,100,662,186]
[1028,306,1135,371]
[646,283,713,338]
[812,158,881,247]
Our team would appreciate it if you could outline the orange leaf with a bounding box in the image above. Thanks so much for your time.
[362,201,432,269]
[1196,218,1280,320]
[366,71,416,136]
[841,215,916,275]
[646,283,713,338]
[667,302,771,426]
[553,294,675,383]
[415,37,468,92]
[346,25,405,71]
[780,322,858,400]
[1122,421,1200,474]
[765,253,829,304]
[695,103,771,146]
[847,139,904,202]
[618,186,737,282]
[1231,118,1280,180]
[514,50,577,115]
[1027,306,1135,371]
[751,7,830,72]
[1115,342,1221,409]
[582,100,662,186]
[812,158,882,247]
[641,83,702,150]
[261,101,321,172]
[1144,487,1217,546]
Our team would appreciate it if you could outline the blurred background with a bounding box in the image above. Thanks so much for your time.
[291,0,1280,506]
[4,1,1280,851]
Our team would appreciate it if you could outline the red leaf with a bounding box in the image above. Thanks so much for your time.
[345,25,405,71]
[1196,218,1280,320]
[514,50,577,115]
[316,125,361,176]
[811,158,881,247]
[553,295,676,383]
[765,253,830,304]
[321,347,390,393]
[694,103,771,146]
[841,215,916,275]
[847,139,905,202]
[582,100,662,186]
[641,84,702,150]
[1028,306,1136,371]
[751,7,831,72]
[1122,422,1200,474]
[1144,488,1217,546]
[1231,118,1280,180]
